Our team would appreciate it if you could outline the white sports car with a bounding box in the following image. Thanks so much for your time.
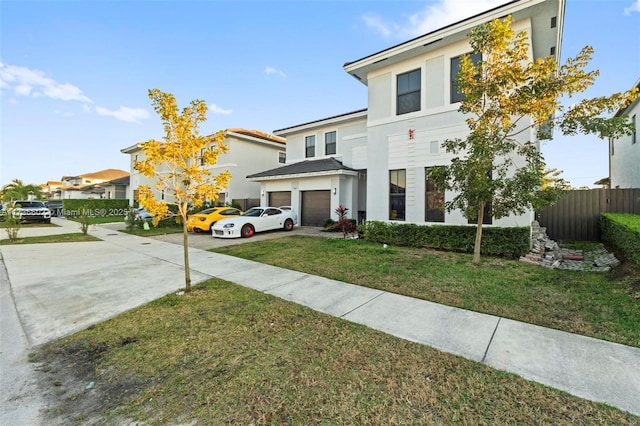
[211,206,297,238]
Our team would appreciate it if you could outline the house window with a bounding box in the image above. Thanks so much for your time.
[305,135,315,158]
[278,151,286,164]
[200,148,206,165]
[633,114,637,144]
[325,131,337,155]
[397,69,421,115]
[468,170,493,225]
[161,190,165,201]
[389,169,406,221]
[451,52,481,103]
[425,167,445,222]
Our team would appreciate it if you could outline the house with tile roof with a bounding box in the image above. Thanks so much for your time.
[121,128,286,209]
[59,169,130,199]
[250,0,564,228]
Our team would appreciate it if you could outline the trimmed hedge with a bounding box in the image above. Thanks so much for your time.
[362,221,530,259]
[61,199,130,218]
[601,213,640,266]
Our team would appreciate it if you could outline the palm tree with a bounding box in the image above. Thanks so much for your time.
[1,179,43,203]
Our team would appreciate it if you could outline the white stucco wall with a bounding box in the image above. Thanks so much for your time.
[610,99,640,188]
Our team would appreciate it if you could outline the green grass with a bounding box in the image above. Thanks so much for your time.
[0,221,58,228]
[214,237,640,348]
[120,226,184,236]
[37,279,638,425]
[0,233,100,245]
[66,215,125,224]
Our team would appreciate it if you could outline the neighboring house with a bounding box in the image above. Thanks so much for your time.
[250,0,564,228]
[41,181,62,200]
[609,77,640,189]
[121,128,286,207]
[93,175,130,199]
[59,169,129,199]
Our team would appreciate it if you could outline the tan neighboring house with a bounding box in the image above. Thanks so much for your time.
[41,181,62,200]
[120,128,286,207]
[59,169,130,199]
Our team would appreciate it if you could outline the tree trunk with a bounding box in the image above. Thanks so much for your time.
[182,214,192,293]
[472,202,485,265]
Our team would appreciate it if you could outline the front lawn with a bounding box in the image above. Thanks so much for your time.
[36,279,637,425]
[0,233,100,245]
[120,226,183,236]
[214,237,640,347]
[66,215,125,224]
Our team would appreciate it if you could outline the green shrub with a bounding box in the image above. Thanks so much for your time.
[601,213,640,266]
[361,221,529,259]
[3,209,21,240]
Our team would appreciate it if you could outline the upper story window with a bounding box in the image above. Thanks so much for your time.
[325,131,336,155]
[305,135,316,158]
[450,52,481,104]
[397,69,421,115]
[278,151,286,164]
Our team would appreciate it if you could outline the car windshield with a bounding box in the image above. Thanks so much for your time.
[242,208,264,217]
[15,201,45,208]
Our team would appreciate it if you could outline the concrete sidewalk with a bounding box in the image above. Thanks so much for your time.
[1,218,639,420]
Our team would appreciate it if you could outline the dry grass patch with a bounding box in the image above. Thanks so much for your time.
[35,279,637,425]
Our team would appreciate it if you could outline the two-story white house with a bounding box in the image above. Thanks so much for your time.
[250,0,564,228]
[609,77,640,189]
[121,128,286,208]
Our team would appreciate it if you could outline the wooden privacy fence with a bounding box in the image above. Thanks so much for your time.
[535,189,640,241]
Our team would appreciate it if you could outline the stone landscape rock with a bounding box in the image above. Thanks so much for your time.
[520,221,620,272]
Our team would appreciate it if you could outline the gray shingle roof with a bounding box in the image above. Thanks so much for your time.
[247,157,357,179]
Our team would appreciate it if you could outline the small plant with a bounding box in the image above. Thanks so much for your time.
[78,205,93,235]
[4,208,21,241]
[335,204,357,239]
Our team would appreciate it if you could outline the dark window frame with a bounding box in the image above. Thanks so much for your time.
[305,135,315,158]
[325,131,337,155]
[278,151,286,164]
[425,167,445,223]
[450,52,481,104]
[397,69,421,115]
[389,169,406,221]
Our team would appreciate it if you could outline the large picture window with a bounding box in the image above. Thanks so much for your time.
[425,167,445,222]
[397,69,421,115]
[325,131,336,155]
[389,169,406,221]
[305,135,315,158]
[450,52,481,103]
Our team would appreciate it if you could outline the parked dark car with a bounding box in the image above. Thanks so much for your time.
[45,201,63,217]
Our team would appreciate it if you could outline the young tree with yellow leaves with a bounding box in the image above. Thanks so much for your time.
[135,89,231,292]
[429,16,638,265]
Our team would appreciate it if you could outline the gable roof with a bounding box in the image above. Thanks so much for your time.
[227,128,286,144]
[344,0,564,84]
[614,77,640,117]
[62,168,129,181]
[247,157,359,180]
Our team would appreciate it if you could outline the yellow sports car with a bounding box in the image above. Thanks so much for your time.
[186,207,243,233]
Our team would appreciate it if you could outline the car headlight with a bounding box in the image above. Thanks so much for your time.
[223,223,235,228]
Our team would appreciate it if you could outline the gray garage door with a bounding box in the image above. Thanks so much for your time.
[268,191,291,207]
[301,190,330,227]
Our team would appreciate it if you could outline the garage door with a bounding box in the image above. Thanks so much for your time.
[268,191,291,207]
[301,190,331,227]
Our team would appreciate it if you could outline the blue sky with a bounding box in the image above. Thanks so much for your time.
[1,0,639,188]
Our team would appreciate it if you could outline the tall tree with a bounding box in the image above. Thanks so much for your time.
[430,16,638,264]
[1,179,43,202]
[135,89,231,292]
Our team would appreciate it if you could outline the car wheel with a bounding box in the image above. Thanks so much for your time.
[241,224,255,238]
[194,227,203,233]
[44,219,51,224]
[283,218,294,231]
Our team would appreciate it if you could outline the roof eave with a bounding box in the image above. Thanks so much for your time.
[248,169,360,182]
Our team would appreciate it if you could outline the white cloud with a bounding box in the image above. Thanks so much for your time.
[82,104,92,113]
[264,66,287,78]
[363,0,511,39]
[0,62,92,103]
[55,109,75,117]
[208,103,233,115]
[624,0,640,14]
[95,106,150,123]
